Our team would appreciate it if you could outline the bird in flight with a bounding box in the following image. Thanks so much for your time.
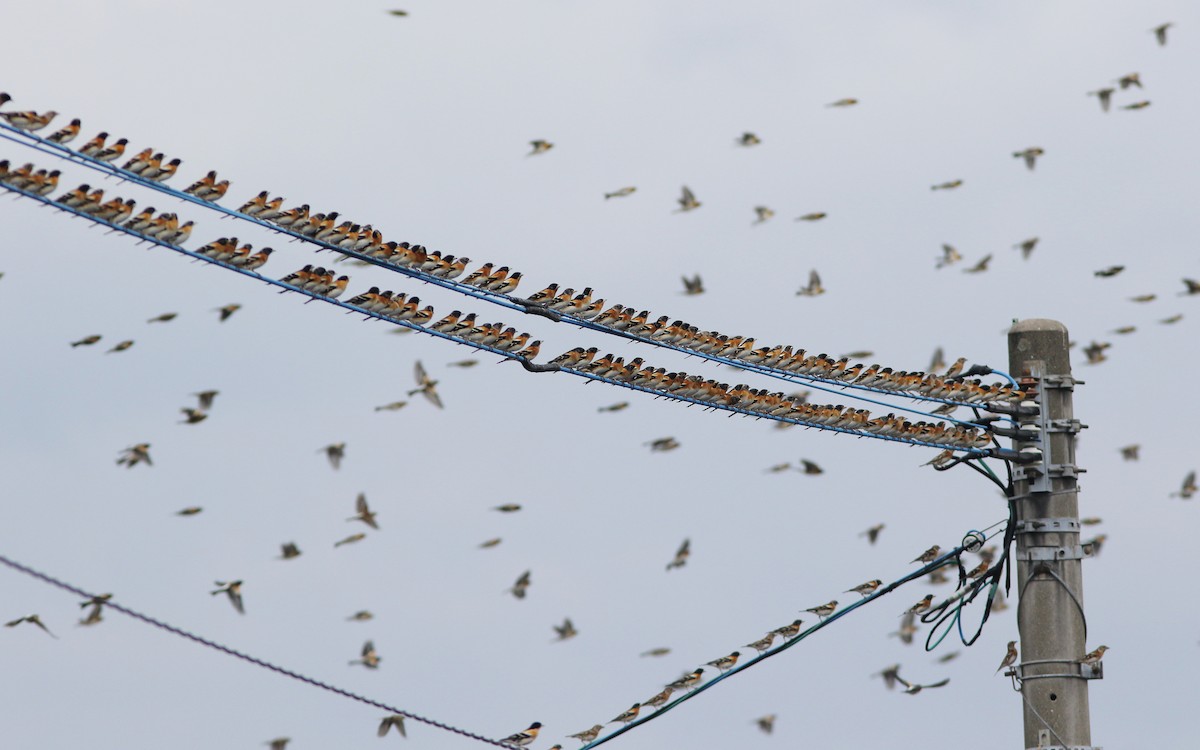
[895,671,950,695]
[377,715,407,737]
[321,442,346,470]
[408,360,443,409]
[1179,278,1200,296]
[737,132,761,146]
[116,443,152,468]
[676,185,701,212]
[604,186,636,199]
[1094,265,1124,278]
[1013,237,1039,259]
[1013,147,1044,170]
[214,303,241,322]
[666,538,690,571]
[211,580,245,614]
[553,618,578,641]
[179,408,207,424]
[681,274,704,295]
[1088,87,1115,113]
[1151,22,1173,46]
[754,715,777,734]
[963,254,992,273]
[279,542,301,560]
[795,211,827,222]
[192,390,219,410]
[795,269,825,297]
[935,244,962,269]
[753,206,775,224]
[931,179,963,191]
[70,334,102,348]
[1171,471,1196,499]
[508,570,532,599]
[4,614,56,638]
[347,493,380,529]
[860,523,885,545]
[827,98,858,107]
[528,140,554,156]
[350,640,382,669]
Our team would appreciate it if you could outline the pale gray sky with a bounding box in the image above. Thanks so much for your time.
[2,1,1198,748]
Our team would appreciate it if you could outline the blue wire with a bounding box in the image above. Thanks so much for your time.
[1,122,1020,418]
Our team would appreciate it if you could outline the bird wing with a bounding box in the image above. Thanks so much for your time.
[1184,470,1196,489]
[809,269,821,288]
[516,570,531,586]
[230,590,245,615]
[414,360,428,386]
[922,678,951,689]
[894,673,913,689]
[677,538,690,555]
[356,492,369,514]
[363,640,375,656]
[424,386,444,409]
[681,186,695,202]
[1183,278,1200,293]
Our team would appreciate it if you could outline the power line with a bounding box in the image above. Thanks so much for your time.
[0,552,517,749]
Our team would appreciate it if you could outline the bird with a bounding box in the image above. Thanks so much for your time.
[1013,147,1044,170]
[860,523,885,545]
[754,715,777,734]
[666,539,690,570]
[997,641,1018,674]
[334,533,367,548]
[604,186,636,199]
[737,132,761,146]
[179,408,207,424]
[805,600,838,620]
[771,619,804,640]
[176,507,203,516]
[408,360,443,408]
[744,633,776,653]
[1160,314,1184,324]
[931,179,963,190]
[1080,645,1109,665]
[211,580,245,614]
[1152,22,1173,46]
[479,538,502,549]
[846,579,882,598]
[374,401,408,412]
[508,570,531,599]
[1094,265,1124,278]
[1121,101,1151,110]
[827,98,858,107]
[908,549,943,571]
[378,715,407,738]
[895,673,950,695]
[279,542,301,560]
[963,255,992,273]
[705,651,740,672]
[935,244,962,269]
[681,274,704,295]
[1082,535,1107,557]
[1111,325,1136,335]
[78,594,112,626]
[350,640,381,668]
[147,312,177,323]
[1119,445,1140,461]
[106,340,134,354]
[46,118,81,144]
[795,212,827,221]
[70,334,102,348]
[609,703,641,724]
[905,594,934,615]
[597,402,629,413]
[347,610,374,622]
[1130,294,1156,303]
[214,303,241,322]
[347,493,380,529]
[665,668,705,691]
[568,725,605,743]
[192,390,219,410]
[798,459,824,475]
[116,443,152,468]
[493,504,522,514]
[321,443,346,470]
[1088,87,1115,113]
[0,108,58,131]
[874,664,902,690]
[528,140,553,155]
[386,9,408,16]
[753,206,775,224]
[553,618,577,641]
[642,687,675,710]
[1116,72,1142,89]
[795,269,825,296]
[447,358,479,368]
[1180,278,1200,296]
[1171,471,1197,499]
[265,737,290,750]
[4,614,56,638]
[640,647,671,657]
[1013,237,1039,259]
[499,722,541,748]
[646,437,680,452]
[676,185,701,212]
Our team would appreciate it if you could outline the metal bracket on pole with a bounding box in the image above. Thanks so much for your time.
[1014,546,1087,562]
[1014,518,1080,534]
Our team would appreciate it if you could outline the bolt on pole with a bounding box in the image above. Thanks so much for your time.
[1007,319,1094,749]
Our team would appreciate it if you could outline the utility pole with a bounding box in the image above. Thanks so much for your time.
[1006,319,1096,749]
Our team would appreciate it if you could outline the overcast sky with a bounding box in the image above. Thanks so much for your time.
[2,1,1198,748]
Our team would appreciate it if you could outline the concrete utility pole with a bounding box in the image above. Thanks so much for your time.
[1006,319,1096,749]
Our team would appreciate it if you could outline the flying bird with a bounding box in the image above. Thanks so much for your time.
[214,303,241,322]
[604,186,636,199]
[479,538,502,549]
[1121,101,1151,111]
[70,334,102,348]
[4,614,56,638]
[1088,88,1115,113]
[1151,22,1173,46]
[1179,279,1200,296]
[378,715,407,738]
[755,715,777,735]
[1013,237,1039,259]
[176,506,203,516]
[509,570,532,599]
[347,493,380,529]
[753,206,775,224]
[931,179,963,191]
[1119,445,1140,461]
[666,539,690,571]
[553,618,578,641]
[795,212,827,222]
[860,523,885,545]
[1013,147,1044,170]
[321,442,346,470]
[680,274,704,295]
[334,533,367,548]
[597,402,629,413]
[827,98,858,107]
[895,673,950,695]
[874,664,901,690]
[279,542,301,560]
[374,401,408,412]
[640,647,671,657]
[646,437,680,452]
[350,640,381,668]
[192,390,219,410]
[1116,72,1142,89]
[347,610,374,622]
[116,443,152,468]
[1094,265,1124,278]
[798,459,823,475]
[676,185,701,212]
[737,132,761,146]
[935,244,962,269]
[795,269,825,297]
[408,360,443,408]
[1171,471,1196,499]
[147,312,178,323]
[211,580,244,614]
[106,340,134,354]
[528,140,554,155]
[179,408,207,424]
[963,254,992,273]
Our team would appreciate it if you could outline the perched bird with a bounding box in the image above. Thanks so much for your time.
[335,533,367,548]
[804,600,838,620]
[795,269,825,296]
[905,594,934,616]
[997,641,1018,674]
[374,401,408,412]
[214,303,241,322]
[347,610,374,622]
[378,715,407,738]
[347,493,380,529]
[755,715,777,735]
[665,668,705,692]
[1013,147,1044,170]
[771,619,804,640]
[408,360,443,409]
[568,725,605,743]
[609,703,641,725]
[676,185,701,212]
[795,212,827,222]
[963,254,992,273]
[753,206,775,224]
[321,443,346,470]
[912,545,941,564]
[179,408,208,424]
[642,687,674,710]
[46,118,81,144]
[1080,645,1109,665]
[895,673,950,695]
[106,340,134,354]
[1119,444,1140,461]
[176,507,203,516]
[931,179,963,191]
[1094,265,1125,278]
[640,647,671,657]
[681,274,704,295]
[737,132,761,146]
[597,402,629,413]
[211,580,245,614]
[350,640,381,668]
[744,633,776,653]
[279,542,301,560]
[147,312,178,323]
[604,186,636,199]
[646,437,680,452]
[509,570,532,599]
[528,140,554,155]
[860,523,885,545]
[1013,237,1039,259]
[935,244,962,269]
[846,579,882,598]
[798,459,823,475]
[193,390,219,410]
[499,722,541,748]
[4,614,56,638]
[666,538,690,571]
[1171,471,1197,499]
[874,664,902,690]
[70,334,102,348]
[553,618,578,641]
[1152,22,1173,46]
[1088,87,1115,113]
[116,443,152,468]
[705,651,740,672]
